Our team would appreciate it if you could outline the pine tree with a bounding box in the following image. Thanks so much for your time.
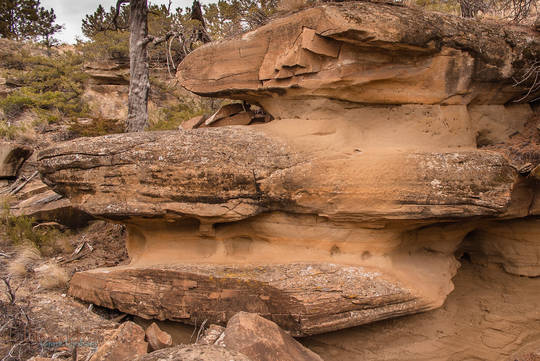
[35,7,63,48]
[0,0,62,44]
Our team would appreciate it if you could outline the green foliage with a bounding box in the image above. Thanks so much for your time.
[149,100,208,131]
[0,200,58,251]
[80,3,180,65]
[0,50,89,123]
[79,0,278,65]
[68,117,124,137]
[34,7,63,48]
[78,30,130,61]
[0,0,62,45]
[81,4,130,38]
[203,0,278,39]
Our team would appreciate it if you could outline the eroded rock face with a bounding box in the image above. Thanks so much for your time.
[89,321,148,361]
[178,2,539,106]
[0,142,32,179]
[38,3,540,336]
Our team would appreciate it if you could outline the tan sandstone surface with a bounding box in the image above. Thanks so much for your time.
[37,0,540,342]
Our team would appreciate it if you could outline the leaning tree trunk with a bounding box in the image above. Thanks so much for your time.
[459,0,476,17]
[126,0,149,132]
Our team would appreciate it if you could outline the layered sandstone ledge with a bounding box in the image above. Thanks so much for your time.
[38,3,540,335]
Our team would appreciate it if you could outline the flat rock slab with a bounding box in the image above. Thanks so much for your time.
[69,263,430,336]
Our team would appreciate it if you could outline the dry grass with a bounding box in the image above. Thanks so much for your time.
[278,0,308,12]
[7,245,40,277]
[37,262,69,290]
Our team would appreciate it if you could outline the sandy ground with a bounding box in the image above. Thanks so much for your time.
[301,260,540,361]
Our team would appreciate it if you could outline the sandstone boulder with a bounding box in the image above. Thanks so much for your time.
[89,321,148,361]
[146,322,173,351]
[222,312,323,361]
[10,185,93,228]
[204,103,245,126]
[206,111,254,127]
[180,115,206,130]
[137,345,252,361]
[178,2,539,106]
[84,59,130,86]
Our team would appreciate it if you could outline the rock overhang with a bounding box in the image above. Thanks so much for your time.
[37,2,540,335]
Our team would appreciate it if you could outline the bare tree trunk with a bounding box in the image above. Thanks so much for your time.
[459,0,475,17]
[126,0,149,132]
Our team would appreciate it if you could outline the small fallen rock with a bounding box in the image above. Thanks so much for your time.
[136,344,252,361]
[180,115,206,130]
[204,103,245,126]
[222,312,323,361]
[197,324,225,345]
[146,322,173,351]
[90,321,148,361]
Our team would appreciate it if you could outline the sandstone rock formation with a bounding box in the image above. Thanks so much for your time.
[89,321,148,361]
[0,142,32,179]
[82,59,130,121]
[7,178,93,228]
[39,2,540,336]
[146,322,173,351]
[221,312,323,361]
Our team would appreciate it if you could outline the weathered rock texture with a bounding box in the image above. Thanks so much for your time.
[39,3,540,336]
[146,322,173,351]
[0,142,32,179]
[178,2,539,106]
[89,321,148,361]
[7,178,93,228]
[221,312,323,361]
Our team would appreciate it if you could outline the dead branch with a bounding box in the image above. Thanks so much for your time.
[513,61,540,102]
[9,171,38,196]
[195,319,208,343]
[1,276,17,305]
[113,0,130,30]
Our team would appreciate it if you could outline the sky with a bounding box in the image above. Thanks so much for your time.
[40,0,210,44]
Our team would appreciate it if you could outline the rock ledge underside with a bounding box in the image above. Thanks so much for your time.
[39,2,540,336]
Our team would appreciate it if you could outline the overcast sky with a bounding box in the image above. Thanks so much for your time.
[40,0,211,44]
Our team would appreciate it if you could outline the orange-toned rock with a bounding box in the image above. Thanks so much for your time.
[180,115,205,130]
[38,1,540,338]
[178,3,539,106]
[89,321,148,361]
[145,322,172,351]
[222,312,323,361]
[207,111,253,127]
